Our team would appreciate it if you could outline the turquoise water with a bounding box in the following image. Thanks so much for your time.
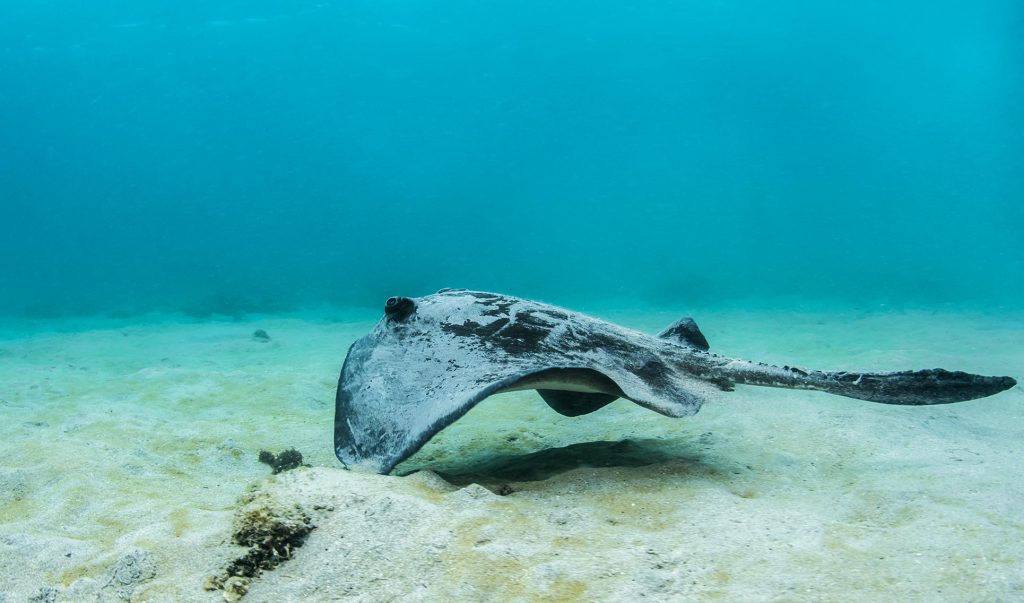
[2,1,1022,317]
[2,6,1023,598]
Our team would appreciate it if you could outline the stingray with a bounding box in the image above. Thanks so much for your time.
[335,289,1016,474]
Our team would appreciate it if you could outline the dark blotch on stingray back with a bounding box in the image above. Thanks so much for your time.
[631,357,672,388]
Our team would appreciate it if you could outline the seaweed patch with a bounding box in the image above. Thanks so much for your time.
[258,448,306,474]
[205,490,315,601]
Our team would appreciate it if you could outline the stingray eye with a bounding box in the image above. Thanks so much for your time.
[384,296,416,322]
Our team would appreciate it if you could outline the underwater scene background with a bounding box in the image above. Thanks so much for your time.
[1,2,1022,602]
[2,0,1022,317]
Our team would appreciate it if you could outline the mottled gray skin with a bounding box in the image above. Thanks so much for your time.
[335,290,1016,474]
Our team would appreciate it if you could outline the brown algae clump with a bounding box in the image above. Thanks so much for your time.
[257,448,305,474]
[206,490,314,598]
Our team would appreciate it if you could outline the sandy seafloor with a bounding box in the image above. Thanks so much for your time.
[0,305,1021,602]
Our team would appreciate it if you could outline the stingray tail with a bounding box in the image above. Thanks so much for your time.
[728,362,1016,405]
[808,368,1016,405]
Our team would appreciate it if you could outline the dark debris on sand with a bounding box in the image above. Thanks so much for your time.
[258,448,306,474]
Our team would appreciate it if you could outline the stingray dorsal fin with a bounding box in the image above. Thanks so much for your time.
[657,317,710,351]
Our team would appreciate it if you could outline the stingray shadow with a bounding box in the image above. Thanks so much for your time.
[424,438,712,486]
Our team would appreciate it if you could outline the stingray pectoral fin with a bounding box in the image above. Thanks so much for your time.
[504,365,706,418]
[335,347,632,474]
[335,370,526,475]
[537,390,619,416]
[337,355,704,474]
[538,381,704,419]
[498,366,624,417]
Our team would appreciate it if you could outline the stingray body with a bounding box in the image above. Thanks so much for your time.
[335,290,1016,474]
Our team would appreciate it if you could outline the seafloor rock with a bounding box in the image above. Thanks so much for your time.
[215,463,747,602]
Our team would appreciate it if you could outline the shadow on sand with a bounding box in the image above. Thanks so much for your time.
[430,438,710,485]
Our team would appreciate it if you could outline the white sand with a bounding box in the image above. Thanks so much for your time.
[0,307,1021,601]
